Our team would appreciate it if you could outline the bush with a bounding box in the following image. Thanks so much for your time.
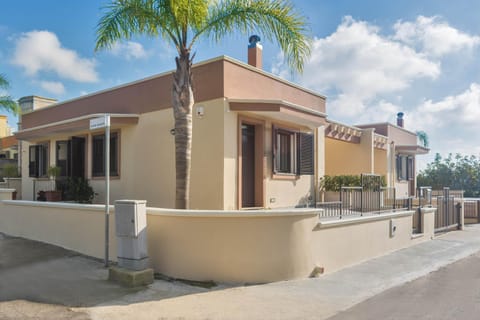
[63,177,95,203]
[320,175,361,192]
[320,174,386,192]
[2,163,19,178]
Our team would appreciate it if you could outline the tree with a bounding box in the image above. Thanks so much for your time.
[417,153,480,197]
[0,74,19,115]
[96,0,311,209]
[416,130,429,148]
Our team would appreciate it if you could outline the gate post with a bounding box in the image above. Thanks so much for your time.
[477,200,480,223]
[456,202,463,230]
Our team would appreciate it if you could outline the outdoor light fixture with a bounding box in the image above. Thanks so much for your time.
[170,128,175,135]
[195,105,205,118]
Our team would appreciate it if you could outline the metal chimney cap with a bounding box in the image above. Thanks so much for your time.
[248,35,261,48]
[397,112,404,119]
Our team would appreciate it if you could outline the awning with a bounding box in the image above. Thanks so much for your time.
[15,113,139,141]
[228,99,327,128]
[396,145,430,155]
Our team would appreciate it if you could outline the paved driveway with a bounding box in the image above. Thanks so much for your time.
[0,233,207,319]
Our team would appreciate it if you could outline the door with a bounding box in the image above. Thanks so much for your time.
[70,136,86,178]
[242,124,255,207]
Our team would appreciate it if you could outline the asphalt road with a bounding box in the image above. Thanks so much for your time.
[327,251,480,320]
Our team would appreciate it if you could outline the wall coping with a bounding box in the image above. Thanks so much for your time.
[2,200,110,211]
[1,200,322,218]
[147,207,322,218]
[0,189,16,193]
[315,210,415,230]
[420,207,437,214]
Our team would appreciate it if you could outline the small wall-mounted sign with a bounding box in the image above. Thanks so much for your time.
[90,115,110,130]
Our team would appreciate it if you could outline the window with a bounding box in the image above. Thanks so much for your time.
[92,132,119,177]
[56,140,69,177]
[396,154,413,181]
[29,142,49,178]
[273,127,314,175]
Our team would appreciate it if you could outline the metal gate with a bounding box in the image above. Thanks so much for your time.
[435,188,460,233]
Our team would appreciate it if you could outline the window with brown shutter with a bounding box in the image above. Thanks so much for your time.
[298,133,314,175]
[273,127,314,176]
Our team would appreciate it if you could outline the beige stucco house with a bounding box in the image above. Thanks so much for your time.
[325,113,429,197]
[15,44,328,209]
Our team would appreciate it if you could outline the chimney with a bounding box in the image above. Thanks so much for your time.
[396,112,404,128]
[18,95,57,114]
[248,35,262,69]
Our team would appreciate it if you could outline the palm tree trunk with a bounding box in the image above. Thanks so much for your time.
[172,51,194,209]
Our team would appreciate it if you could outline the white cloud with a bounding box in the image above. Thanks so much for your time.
[393,16,480,57]
[39,81,65,95]
[11,30,98,82]
[283,16,440,119]
[110,41,148,60]
[410,83,480,129]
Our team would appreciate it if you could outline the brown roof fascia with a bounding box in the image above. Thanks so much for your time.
[21,58,225,130]
[0,136,17,149]
[21,56,327,131]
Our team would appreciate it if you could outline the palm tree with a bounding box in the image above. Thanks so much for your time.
[96,0,311,209]
[416,130,429,148]
[0,74,19,115]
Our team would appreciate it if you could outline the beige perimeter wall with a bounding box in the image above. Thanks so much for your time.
[0,197,437,284]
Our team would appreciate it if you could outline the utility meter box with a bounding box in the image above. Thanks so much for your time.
[115,200,149,270]
[390,219,397,238]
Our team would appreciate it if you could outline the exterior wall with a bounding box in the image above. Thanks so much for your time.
[263,121,315,208]
[146,208,318,283]
[312,211,433,273]
[224,59,325,113]
[223,105,238,210]
[0,200,437,284]
[223,110,317,209]
[0,115,10,137]
[0,200,117,260]
[325,135,373,175]
[374,148,388,176]
[315,126,326,202]
[395,181,411,198]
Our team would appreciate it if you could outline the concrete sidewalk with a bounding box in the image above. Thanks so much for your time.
[81,224,480,320]
[2,225,480,319]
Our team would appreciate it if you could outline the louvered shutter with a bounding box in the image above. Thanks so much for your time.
[298,133,314,175]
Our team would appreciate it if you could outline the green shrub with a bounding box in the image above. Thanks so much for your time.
[63,177,95,203]
[320,175,386,192]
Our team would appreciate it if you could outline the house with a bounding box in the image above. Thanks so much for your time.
[15,40,327,209]
[324,113,429,198]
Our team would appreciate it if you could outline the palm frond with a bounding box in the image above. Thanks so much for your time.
[193,0,311,73]
[95,0,181,52]
[0,74,10,90]
[0,96,20,115]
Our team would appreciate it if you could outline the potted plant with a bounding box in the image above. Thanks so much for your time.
[44,165,62,201]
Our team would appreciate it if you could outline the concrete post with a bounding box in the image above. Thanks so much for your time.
[109,200,153,287]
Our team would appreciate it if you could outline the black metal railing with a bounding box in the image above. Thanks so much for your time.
[317,174,411,219]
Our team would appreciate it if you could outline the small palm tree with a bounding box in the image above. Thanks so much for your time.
[416,130,429,148]
[0,74,19,114]
[96,0,311,209]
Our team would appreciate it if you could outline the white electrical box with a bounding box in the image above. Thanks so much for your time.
[114,200,149,270]
[115,200,147,237]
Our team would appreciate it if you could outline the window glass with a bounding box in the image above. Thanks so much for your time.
[273,128,314,176]
[92,132,119,177]
[29,143,49,178]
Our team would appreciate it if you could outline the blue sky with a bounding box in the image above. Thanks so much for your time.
[2,1,480,169]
